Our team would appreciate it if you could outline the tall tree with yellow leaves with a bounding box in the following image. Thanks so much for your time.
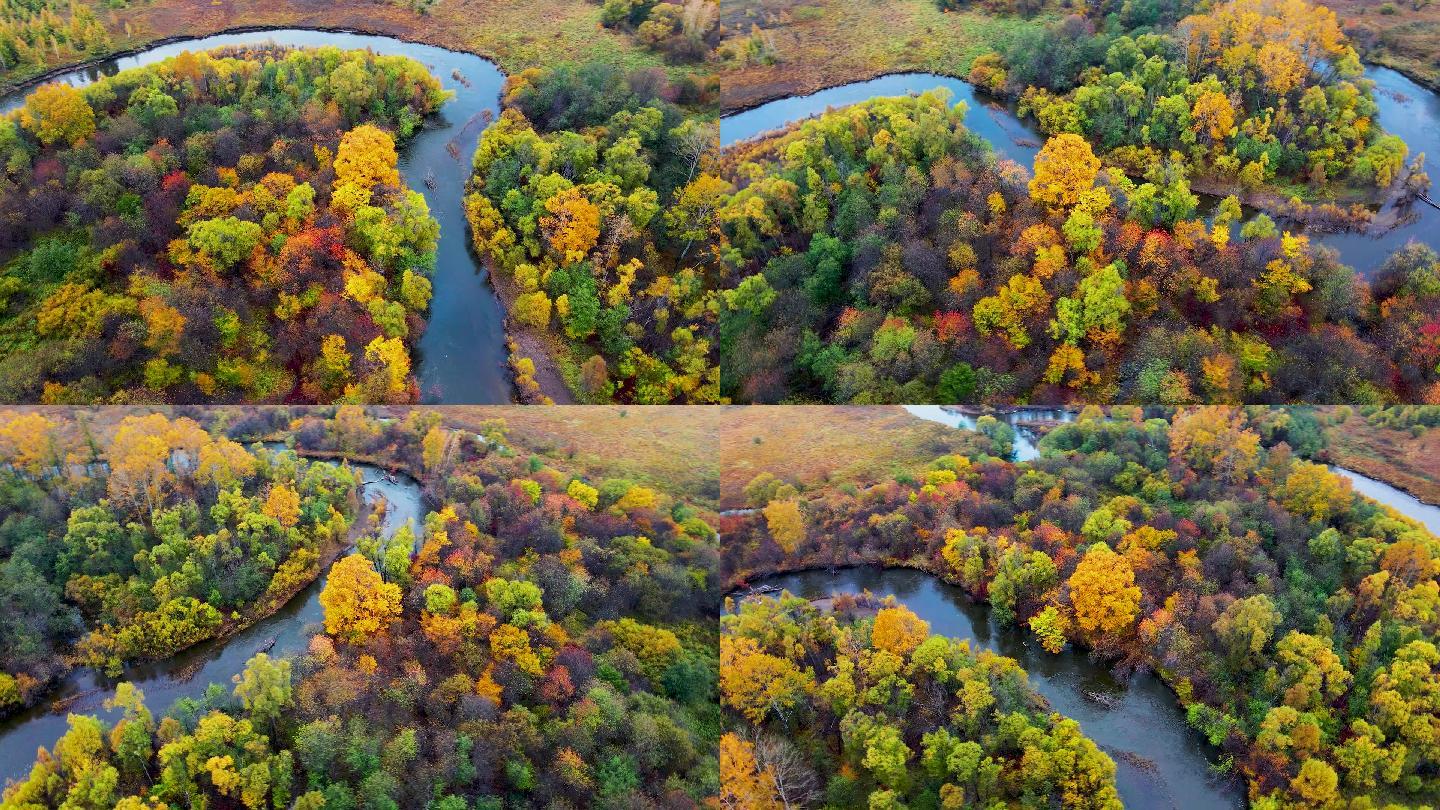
[320,554,402,644]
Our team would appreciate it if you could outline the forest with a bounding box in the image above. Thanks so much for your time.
[1,406,720,808]
[988,0,1414,201]
[0,410,361,712]
[715,89,1440,404]
[465,64,722,403]
[0,46,448,403]
[721,592,1124,808]
[722,406,1440,806]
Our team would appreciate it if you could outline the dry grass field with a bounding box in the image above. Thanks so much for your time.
[2,0,699,93]
[718,405,984,507]
[717,0,1050,111]
[1324,0,1440,89]
[1321,407,1440,505]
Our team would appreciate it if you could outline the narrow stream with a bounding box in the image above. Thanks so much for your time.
[0,447,426,786]
[720,67,1440,277]
[0,29,513,403]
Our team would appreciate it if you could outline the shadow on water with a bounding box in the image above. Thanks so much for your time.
[0,446,426,787]
[0,29,514,403]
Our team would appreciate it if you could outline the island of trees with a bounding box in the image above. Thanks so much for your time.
[715,90,1439,404]
[0,46,447,403]
[724,406,1440,807]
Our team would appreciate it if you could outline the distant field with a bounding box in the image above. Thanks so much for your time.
[718,0,1049,111]
[1322,408,1440,505]
[718,405,983,506]
[431,406,723,507]
[1324,0,1440,90]
[1,0,695,93]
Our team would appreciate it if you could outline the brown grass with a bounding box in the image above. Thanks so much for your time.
[428,405,722,505]
[3,0,698,94]
[1321,407,1440,505]
[718,405,982,507]
[1323,0,1440,90]
[2,405,723,507]
[717,0,1050,111]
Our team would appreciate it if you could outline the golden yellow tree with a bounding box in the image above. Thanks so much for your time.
[719,733,783,809]
[334,124,400,193]
[20,83,96,146]
[762,499,805,554]
[1068,542,1141,640]
[320,554,402,644]
[263,483,302,528]
[1029,134,1100,210]
[541,187,602,263]
[871,606,930,658]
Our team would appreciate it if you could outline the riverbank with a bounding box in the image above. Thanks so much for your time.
[729,561,1246,808]
[0,0,690,97]
[1319,416,1440,507]
[486,259,577,405]
[0,451,376,725]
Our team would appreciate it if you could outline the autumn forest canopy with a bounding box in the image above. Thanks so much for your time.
[723,405,1440,808]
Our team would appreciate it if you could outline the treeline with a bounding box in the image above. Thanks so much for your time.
[597,0,719,64]
[0,46,448,403]
[0,0,111,86]
[724,407,1440,805]
[0,410,360,715]
[465,63,721,403]
[4,406,720,807]
[715,92,1440,403]
[721,594,1122,808]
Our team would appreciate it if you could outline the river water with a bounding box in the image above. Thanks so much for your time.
[880,405,1440,806]
[903,403,1074,461]
[720,67,1440,277]
[0,29,513,403]
[743,567,1246,809]
[0,448,426,787]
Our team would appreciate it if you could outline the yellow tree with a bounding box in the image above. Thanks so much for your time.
[871,606,930,658]
[763,499,805,554]
[20,83,95,146]
[1169,406,1261,484]
[1029,134,1100,210]
[106,414,209,511]
[320,554,402,644]
[263,483,302,529]
[720,635,813,724]
[1068,542,1141,641]
[334,124,400,193]
[541,188,602,263]
[719,733,783,810]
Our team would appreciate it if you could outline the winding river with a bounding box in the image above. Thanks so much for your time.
[720,67,1440,277]
[763,405,1440,807]
[0,446,426,786]
[0,30,513,404]
[742,567,1246,809]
